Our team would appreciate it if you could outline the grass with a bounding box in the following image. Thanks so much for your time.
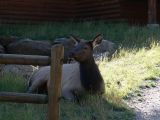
[0,73,27,92]
[0,22,160,48]
[100,43,160,102]
[0,74,134,120]
[0,22,160,120]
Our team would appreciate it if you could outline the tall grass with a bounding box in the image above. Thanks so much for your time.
[0,22,160,48]
[100,43,160,104]
[0,73,134,120]
[0,73,26,92]
[0,22,160,120]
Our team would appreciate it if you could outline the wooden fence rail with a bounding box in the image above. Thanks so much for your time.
[0,44,64,120]
[0,54,50,65]
[0,92,48,104]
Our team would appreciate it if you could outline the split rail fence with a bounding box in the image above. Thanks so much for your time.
[0,44,64,120]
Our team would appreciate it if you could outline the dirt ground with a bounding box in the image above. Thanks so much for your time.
[125,78,160,120]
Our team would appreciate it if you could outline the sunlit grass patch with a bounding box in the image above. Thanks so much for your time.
[99,44,160,105]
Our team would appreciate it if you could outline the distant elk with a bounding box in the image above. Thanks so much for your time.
[27,34,105,101]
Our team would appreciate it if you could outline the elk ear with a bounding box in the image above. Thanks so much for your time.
[92,34,103,48]
[70,35,81,45]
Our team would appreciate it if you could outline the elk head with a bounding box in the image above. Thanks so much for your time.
[69,34,103,62]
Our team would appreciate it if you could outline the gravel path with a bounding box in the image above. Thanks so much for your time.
[125,79,160,120]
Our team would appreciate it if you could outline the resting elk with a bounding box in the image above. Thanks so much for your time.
[27,34,105,101]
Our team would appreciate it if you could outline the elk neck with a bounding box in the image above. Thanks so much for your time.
[79,56,104,93]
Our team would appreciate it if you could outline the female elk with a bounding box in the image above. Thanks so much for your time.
[27,34,105,101]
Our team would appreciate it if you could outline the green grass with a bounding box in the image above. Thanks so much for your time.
[0,22,160,48]
[0,73,27,92]
[100,43,160,103]
[0,73,134,120]
[0,22,160,120]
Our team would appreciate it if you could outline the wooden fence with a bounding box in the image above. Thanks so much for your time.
[0,44,64,120]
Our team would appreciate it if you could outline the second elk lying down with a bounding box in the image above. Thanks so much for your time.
[27,34,105,101]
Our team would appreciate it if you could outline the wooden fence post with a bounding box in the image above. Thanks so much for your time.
[48,44,64,120]
[148,0,159,27]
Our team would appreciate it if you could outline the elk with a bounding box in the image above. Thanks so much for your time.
[27,34,105,101]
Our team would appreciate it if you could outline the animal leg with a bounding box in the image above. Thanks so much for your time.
[27,79,46,93]
[62,90,76,101]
